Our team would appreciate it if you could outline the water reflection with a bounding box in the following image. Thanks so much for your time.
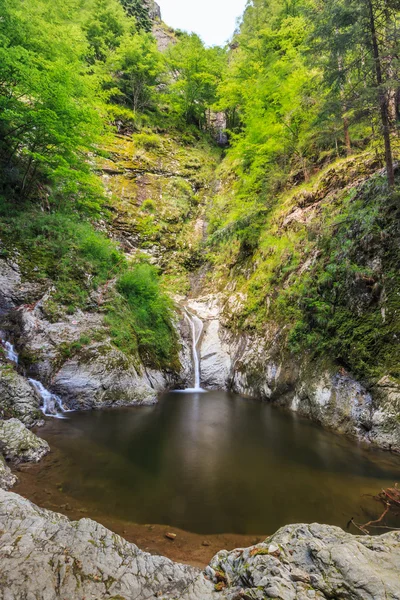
[35,391,400,535]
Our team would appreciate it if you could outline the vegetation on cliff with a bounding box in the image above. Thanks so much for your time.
[0,0,399,384]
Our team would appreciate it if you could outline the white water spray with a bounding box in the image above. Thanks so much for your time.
[183,309,204,392]
[3,341,18,364]
[28,379,71,419]
[1,335,71,419]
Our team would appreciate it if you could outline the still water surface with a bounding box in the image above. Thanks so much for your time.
[34,391,400,534]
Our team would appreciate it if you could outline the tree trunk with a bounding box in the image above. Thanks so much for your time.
[368,0,395,187]
[336,31,352,156]
[343,116,352,156]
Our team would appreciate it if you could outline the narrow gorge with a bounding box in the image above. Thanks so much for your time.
[1,0,400,598]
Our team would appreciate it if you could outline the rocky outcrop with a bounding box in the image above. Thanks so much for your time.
[188,293,400,452]
[1,490,400,599]
[0,363,42,426]
[0,288,191,413]
[0,418,49,463]
[0,455,17,490]
[208,522,400,599]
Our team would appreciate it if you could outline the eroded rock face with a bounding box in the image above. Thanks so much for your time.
[188,294,400,452]
[1,490,400,600]
[0,363,42,427]
[0,418,49,463]
[208,523,400,600]
[2,301,184,412]
[0,455,17,490]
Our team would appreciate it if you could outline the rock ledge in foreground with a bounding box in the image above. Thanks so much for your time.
[0,490,400,599]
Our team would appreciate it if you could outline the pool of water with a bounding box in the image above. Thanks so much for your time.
[28,391,400,535]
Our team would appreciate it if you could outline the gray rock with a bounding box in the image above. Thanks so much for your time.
[0,491,400,600]
[189,293,400,452]
[0,490,214,600]
[0,259,21,313]
[0,364,42,427]
[52,344,160,410]
[0,455,17,490]
[0,258,45,314]
[0,419,49,463]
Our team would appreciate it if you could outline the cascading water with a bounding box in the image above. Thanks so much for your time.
[1,335,70,419]
[183,309,204,392]
[28,379,70,419]
[3,341,18,364]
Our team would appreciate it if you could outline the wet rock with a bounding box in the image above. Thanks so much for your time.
[188,293,400,452]
[0,419,49,463]
[0,364,42,427]
[0,491,400,599]
[0,455,17,490]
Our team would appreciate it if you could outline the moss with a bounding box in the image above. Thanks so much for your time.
[208,154,400,386]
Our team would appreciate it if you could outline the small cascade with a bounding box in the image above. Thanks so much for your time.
[1,333,71,419]
[28,379,71,419]
[2,340,18,364]
[183,309,204,392]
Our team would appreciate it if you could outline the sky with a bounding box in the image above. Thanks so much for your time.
[157,0,248,47]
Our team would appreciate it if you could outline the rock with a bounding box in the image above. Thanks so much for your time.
[0,258,45,314]
[3,302,185,412]
[0,419,50,463]
[0,364,42,427]
[165,532,177,540]
[186,295,234,390]
[0,455,17,490]
[0,491,400,599]
[0,490,213,600]
[208,523,400,599]
[187,293,400,452]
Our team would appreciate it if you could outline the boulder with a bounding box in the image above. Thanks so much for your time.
[0,455,17,490]
[0,419,49,463]
[0,364,42,427]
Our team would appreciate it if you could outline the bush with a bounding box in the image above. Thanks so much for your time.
[115,263,179,368]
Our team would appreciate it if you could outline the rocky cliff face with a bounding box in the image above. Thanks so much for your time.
[188,293,400,452]
[1,489,399,599]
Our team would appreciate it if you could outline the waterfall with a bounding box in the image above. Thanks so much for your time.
[1,335,71,419]
[28,379,71,419]
[183,309,204,392]
[3,341,18,364]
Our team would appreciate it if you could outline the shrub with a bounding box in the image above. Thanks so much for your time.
[115,263,179,368]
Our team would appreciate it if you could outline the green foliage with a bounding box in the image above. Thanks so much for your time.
[165,33,226,127]
[119,0,152,32]
[115,264,179,368]
[105,31,163,112]
[0,0,106,208]
[0,200,123,309]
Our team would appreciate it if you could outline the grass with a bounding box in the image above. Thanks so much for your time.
[0,198,179,370]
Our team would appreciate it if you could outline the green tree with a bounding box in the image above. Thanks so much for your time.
[312,0,400,187]
[165,33,225,127]
[0,0,104,207]
[119,0,152,32]
[106,31,163,112]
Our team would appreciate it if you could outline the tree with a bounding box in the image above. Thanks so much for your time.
[84,0,131,63]
[119,0,152,32]
[165,33,225,127]
[312,0,399,187]
[106,31,163,112]
[0,0,104,206]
